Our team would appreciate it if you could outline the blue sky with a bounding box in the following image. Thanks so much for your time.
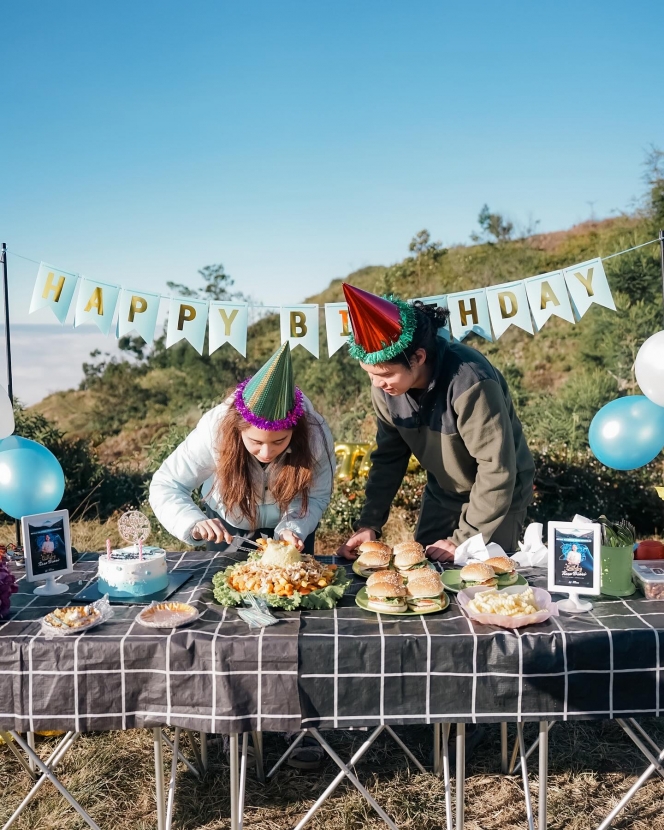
[1,0,662,343]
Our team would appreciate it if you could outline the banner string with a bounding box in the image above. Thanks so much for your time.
[7,236,661,307]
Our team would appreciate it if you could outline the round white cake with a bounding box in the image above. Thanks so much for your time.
[97,547,168,598]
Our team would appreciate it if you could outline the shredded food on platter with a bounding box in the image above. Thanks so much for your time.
[227,554,337,598]
[468,587,539,617]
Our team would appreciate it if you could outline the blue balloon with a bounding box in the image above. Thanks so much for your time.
[0,436,65,519]
[589,396,664,471]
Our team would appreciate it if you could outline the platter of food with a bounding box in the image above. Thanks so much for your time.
[352,540,436,579]
[136,601,200,628]
[440,557,527,593]
[212,538,352,610]
[457,584,557,628]
[41,602,110,636]
[355,568,449,616]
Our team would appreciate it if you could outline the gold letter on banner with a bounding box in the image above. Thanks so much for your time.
[339,309,350,337]
[290,311,307,337]
[218,307,238,336]
[498,291,518,319]
[42,272,65,303]
[128,295,147,322]
[573,267,595,297]
[84,286,104,316]
[177,304,196,331]
[540,281,561,309]
[459,298,478,327]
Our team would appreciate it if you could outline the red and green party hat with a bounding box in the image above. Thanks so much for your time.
[342,284,416,364]
[234,342,304,430]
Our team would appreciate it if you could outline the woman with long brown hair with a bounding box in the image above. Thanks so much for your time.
[150,343,334,553]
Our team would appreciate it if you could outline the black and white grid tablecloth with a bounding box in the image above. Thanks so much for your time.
[0,552,301,734]
[2,554,664,735]
[298,567,664,727]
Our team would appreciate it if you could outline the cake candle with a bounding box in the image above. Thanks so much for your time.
[106,538,112,560]
[138,540,143,561]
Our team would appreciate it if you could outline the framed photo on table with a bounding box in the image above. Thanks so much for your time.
[547,520,601,612]
[21,509,73,595]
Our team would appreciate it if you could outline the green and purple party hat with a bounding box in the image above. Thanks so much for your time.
[234,342,304,430]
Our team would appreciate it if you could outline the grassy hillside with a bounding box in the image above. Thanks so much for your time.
[26,158,664,537]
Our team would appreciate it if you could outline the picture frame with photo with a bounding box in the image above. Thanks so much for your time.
[21,509,73,595]
[547,520,601,613]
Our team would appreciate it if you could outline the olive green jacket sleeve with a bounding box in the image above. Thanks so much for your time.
[452,379,517,545]
[354,414,412,537]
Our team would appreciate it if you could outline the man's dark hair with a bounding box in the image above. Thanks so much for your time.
[386,301,450,367]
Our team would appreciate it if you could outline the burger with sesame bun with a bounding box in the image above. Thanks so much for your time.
[356,541,392,577]
[405,570,445,611]
[459,562,498,588]
[484,556,518,587]
[366,570,404,588]
[393,544,427,576]
[392,541,424,557]
[366,580,408,613]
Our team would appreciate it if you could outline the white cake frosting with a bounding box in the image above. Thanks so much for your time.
[97,546,168,598]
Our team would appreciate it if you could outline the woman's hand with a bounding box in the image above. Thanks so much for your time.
[279,530,304,551]
[191,519,233,545]
[425,539,457,563]
[336,528,377,560]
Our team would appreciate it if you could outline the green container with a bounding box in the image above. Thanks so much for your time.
[600,545,636,597]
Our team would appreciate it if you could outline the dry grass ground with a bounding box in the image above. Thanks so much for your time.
[2,721,664,829]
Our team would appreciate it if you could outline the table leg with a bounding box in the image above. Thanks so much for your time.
[200,732,208,772]
[252,731,265,783]
[596,746,664,830]
[27,732,36,774]
[516,724,535,830]
[2,732,78,830]
[154,728,166,830]
[619,719,664,780]
[267,730,306,778]
[538,722,547,830]
[229,733,240,830]
[514,722,554,775]
[384,725,427,774]
[308,728,399,830]
[9,731,101,830]
[500,723,508,774]
[238,734,248,830]
[184,729,203,776]
[442,724,452,830]
[433,723,442,777]
[455,723,465,830]
[161,730,200,778]
[165,728,180,830]
[0,730,37,781]
[293,726,386,830]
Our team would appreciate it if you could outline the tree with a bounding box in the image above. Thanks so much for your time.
[167,263,244,302]
[472,204,514,243]
[407,230,446,292]
[643,144,664,224]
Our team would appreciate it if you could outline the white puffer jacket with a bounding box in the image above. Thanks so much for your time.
[149,394,335,545]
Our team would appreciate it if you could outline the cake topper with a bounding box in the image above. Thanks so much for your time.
[118,511,151,548]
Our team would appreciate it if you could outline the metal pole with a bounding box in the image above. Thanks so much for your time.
[455,724,465,830]
[660,229,664,318]
[229,734,239,830]
[153,728,166,830]
[517,724,535,830]
[538,722,548,830]
[1,243,19,548]
[500,723,509,774]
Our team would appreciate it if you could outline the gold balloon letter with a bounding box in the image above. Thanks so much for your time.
[498,291,518,319]
[339,309,350,337]
[218,307,238,336]
[573,267,595,297]
[128,295,147,323]
[458,297,478,327]
[42,272,65,303]
[290,311,307,337]
[540,281,560,309]
[84,286,104,316]
[177,304,196,331]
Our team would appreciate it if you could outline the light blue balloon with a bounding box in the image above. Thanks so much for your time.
[589,396,664,471]
[0,436,65,519]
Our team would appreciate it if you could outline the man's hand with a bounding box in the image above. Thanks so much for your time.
[425,539,457,563]
[191,519,233,545]
[336,528,377,560]
[279,529,304,552]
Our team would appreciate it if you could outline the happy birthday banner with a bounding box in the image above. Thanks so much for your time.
[28,254,622,359]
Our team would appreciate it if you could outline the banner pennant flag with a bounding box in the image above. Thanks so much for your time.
[29,263,78,324]
[447,289,493,342]
[166,297,209,355]
[524,270,576,331]
[324,302,352,356]
[280,304,319,358]
[209,301,248,357]
[74,277,120,336]
[117,288,161,343]
[563,258,616,320]
[486,280,534,339]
